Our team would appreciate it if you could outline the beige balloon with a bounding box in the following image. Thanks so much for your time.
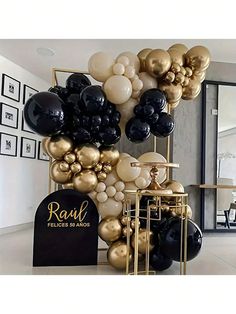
[107,241,133,270]
[158,81,183,103]
[169,43,188,54]
[117,51,140,73]
[76,144,100,169]
[137,48,152,72]
[146,49,171,78]
[98,198,123,218]
[168,48,185,66]
[185,46,211,71]
[50,160,72,184]
[139,72,158,95]
[73,170,98,193]
[116,98,138,133]
[104,169,120,186]
[182,78,201,100]
[104,75,132,105]
[116,156,141,182]
[47,136,73,160]
[88,51,114,82]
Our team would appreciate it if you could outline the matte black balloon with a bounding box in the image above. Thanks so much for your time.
[66,73,91,93]
[80,85,107,114]
[125,117,150,143]
[143,105,155,116]
[97,126,121,146]
[24,91,66,136]
[150,247,173,271]
[146,112,159,125]
[140,88,167,113]
[159,217,202,262]
[49,85,70,101]
[91,115,102,126]
[151,112,175,137]
[111,111,121,125]
[134,104,143,117]
[71,128,92,144]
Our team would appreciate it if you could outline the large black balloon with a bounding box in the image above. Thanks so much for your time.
[150,246,173,271]
[125,117,150,143]
[159,217,202,262]
[140,88,167,113]
[151,112,175,137]
[66,73,91,93]
[80,85,107,114]
[24,91,66,136]
[97,126,121,146]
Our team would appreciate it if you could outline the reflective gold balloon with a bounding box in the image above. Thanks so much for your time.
[122,226,133,237]
[171,62,181,74]
[182,78,201,100]
[169,43,188,54]
[107,241,133,270]
[73,170,98,193]
[159,81,183,103]
[59,161,70,172]
[179,66,186,76]
[192,70,206,83]
[169,100,180,110]
[97,171,107,182]
[130,219,140,230]
[182,77,190,87]
[98,216,122,242]
[162,179,184,193]
[103,163,112,174]
[165,71,175,83]
[185,67,193,77]
[168,48,185,66]
[64,152,76,164]
[50,160,72,184]
[175,73,185,85]
[62,182,74,189]
[70,162,82,174]
[131,229,154,254]
[137,48,152,72]
[120,216,128,226]
[76,144,100,169]
[100,146,120,166]
[174,204,192,219]
[47,136,73,160]
[41,137,50,155]
[185,46,210,71]
[94,162,103,172]
[146,49,171,78]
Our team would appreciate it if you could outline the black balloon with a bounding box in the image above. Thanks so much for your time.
[150,247,173,271]
[91,115,102,126]
[97,126,121,146]
[66,73,91,93]
[80,85,107,114]
[159,217,202,262]
[140,88,167,113]
[48,85,70,101]
[71,128,92,144]
[24,92,66,136]
[102,115,110,126]
[143,105,155,116]
[151,112,175,137]
[81,115,91,128]
[111,111,121,125]
[145,112,159,125]
[134,104,143,117]
[125,117,150,143]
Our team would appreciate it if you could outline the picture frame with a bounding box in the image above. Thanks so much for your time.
[0,132,18,157]
[23,84,38,104]
[20,137,36,159]
[38,141,50,161]
[0,103,19,129]
[21,110,34,134]
[1,74,21,102]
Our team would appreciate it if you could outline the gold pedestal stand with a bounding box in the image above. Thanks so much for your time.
[123,162,189,275]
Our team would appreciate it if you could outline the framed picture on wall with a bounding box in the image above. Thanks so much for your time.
[1,74,21,102]
[23,84,38,104]
[38,141,50,161]
[21,110,34,133]
[0,132,17,157]
[20,137,36,159]
[0,103,19,129]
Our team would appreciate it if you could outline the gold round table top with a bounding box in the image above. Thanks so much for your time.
[130,161,180,168]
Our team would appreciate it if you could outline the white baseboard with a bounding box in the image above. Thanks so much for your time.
[0,222,33,235]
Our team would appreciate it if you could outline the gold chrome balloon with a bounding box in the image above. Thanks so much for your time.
[59,161,70,172]
[174,204,192,219]
[50,160,72,184]
[185,46,210,71]
[168,48,185,66]
[64,152,76,164]
[169,100,180,110]
[137,48,152,72]
[100,146,120,166]
[179,66,186,76]
[97,171,107,182]
[175,73,185,85]
[131,229,154,254]
[73,170,98,193]
[169,43,188,54]
[162,179,184,193]
[165,71,175,83]
[192,70,206,83]
[62,182,74,189]
[182,78,201,100]
[185,67,193,77]
[130,219,140,230]
[122,226,133,237]
[107,241,133,270]
[182,77,190,87]
[98,217,122,242]
[146,49,171,78]
[103,163,112,174]
[47,136,73,160]
[76,144,100,169]
[70,162,82,174]
[120,216,128,226]
[171,63,181,74]
[41,137,50,155]
[159,82,183,103]
[94,162,103,172]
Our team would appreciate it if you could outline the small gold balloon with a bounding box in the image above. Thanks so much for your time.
[165,71,175,83]
[94,162,103,172]
[185,45,210,71]
[76,144,100,169]
[185,67,193,77]
[62,182,74,189]
[171,62,181,74]
[100,146,120,166]
[59,161,70,172]
[146,49,171,78]
[169,100,180,110]
[120,216,128,226]
[122,226,133,237]
[182,78,201,100]
[192,70,206,83]
[41,137,50,155]
[64,152,76,164]
[175,204,192,219]
[130,219,140,230]
[47,136,73,160]
[131,229,154,254]
[159,81,183,103]
[70,162,82,174]
[98,216,122,242]
[168,48,185,66]
[97,171,107,182]
[137,48,152,72]
[107,241,133,270]
[73,170,98,193]
[50,160,72,184]
[103,163,112,174]
[182,77,190,87]
[175,72,185,85]
[179,66,186,76]
[169,43,188,54]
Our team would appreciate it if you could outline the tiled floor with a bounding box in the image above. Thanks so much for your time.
[1,227,236,275]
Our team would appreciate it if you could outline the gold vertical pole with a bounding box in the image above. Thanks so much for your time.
[166,104,171,180]
[180,195,184,275]
[134,191,140,275]
[153,135,157,153]
[145,203,151,275]
[184,195,188,275]
[126,199,131,275]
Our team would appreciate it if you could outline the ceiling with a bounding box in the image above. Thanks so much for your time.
[0,39,236,83]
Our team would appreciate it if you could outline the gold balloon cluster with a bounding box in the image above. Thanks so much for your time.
[138,44,211,109]
[99,214,154,270]
[43,136,120,193]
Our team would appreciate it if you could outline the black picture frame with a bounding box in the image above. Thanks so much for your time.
[1,74,21,102]
[21,110,34,134]
[0,132,18,157]
[20,136,36,159]
[23,84,38,104]
[38,141,50,161]
[0,103,19,129]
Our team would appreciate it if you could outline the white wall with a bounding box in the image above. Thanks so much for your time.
[0,55,50,228]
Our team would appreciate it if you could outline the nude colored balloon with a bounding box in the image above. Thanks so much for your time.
[124,65,135,79]
[104,169,120,186]
[98,198,123,218]
[96,192,108,203]
[116,157,141,182]
[104,75,132,105]
[139,72,158,95]
[106,186,116,197]
[116,98,138,133]
[124,182,138,205]
[117,51,140,73]
[132,78,143,91]
[113,63,125,75]
[88,52,114,82]
[119,153,131,160]
[95,182,106,193]
[135,177,149,189]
